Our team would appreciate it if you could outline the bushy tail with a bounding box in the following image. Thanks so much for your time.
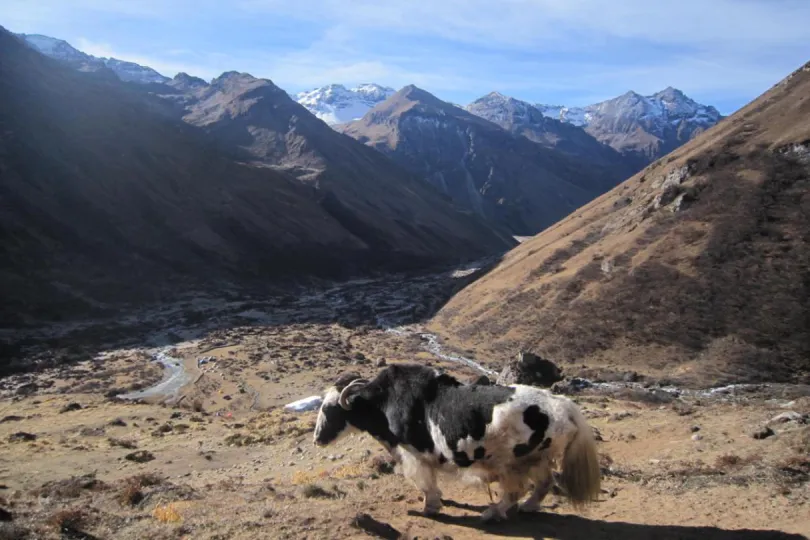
[560,405,601,509]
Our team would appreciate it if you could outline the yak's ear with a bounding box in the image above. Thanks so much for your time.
[436,373,462,388]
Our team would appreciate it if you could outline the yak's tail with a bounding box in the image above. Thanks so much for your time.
[560,405,602,509]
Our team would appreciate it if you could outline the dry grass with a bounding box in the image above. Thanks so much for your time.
[34,473,107,499]
[291,469,329,485]
[152,503,183,523]
[47,508,87,532]
[714,453,763,470]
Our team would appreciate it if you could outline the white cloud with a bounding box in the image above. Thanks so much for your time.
[238,0,810,51]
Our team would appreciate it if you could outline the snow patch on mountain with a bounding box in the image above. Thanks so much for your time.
[536,88,720,131]
[296,83,395,124]
[17,33,169,84]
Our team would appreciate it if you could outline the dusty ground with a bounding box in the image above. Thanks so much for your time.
[1,269,809,539]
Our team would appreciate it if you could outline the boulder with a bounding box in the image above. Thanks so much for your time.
[496,351,563,388]
[466,375,493,386]
[751,426,775,440]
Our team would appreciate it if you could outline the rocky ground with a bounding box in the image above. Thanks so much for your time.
[1,264,809,539]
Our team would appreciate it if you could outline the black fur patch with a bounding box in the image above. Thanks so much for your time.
[425,382,515,454]
[473,447,486,460]
[453,451,473,467]
[315,404,347,445]
[438,454,447,464]
[512,405,551,458]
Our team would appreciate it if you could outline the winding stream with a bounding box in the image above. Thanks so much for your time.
[117,349,191,401]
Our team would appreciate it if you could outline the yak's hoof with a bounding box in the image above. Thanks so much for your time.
[519,499,541,513]
[480,505,506,523]
[423,498,443,516]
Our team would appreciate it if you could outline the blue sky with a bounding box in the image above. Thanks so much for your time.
[3,0,809,114]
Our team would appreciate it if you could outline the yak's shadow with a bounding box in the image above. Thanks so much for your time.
[408,500,808,540]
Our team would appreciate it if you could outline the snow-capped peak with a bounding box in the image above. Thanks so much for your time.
[535,87,720,129]
[466,92,541,125]
[296,83,395,125]
[17,32,170,84]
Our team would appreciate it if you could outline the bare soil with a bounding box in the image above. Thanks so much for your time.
[0,271,808,539]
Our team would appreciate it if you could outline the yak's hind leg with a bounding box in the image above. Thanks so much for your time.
[520,461,553,513]
[481,473,527,523]
[399,450,443,515]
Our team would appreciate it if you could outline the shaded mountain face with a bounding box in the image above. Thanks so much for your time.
[537,89,723,167]
[466,92,637,180]
[431,61,810,387]
[145,72,514,258]
[340,86,625,235]
[0,28,511,325]
[16,33,169,84]
[296,83,395,125]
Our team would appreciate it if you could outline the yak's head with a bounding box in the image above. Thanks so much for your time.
[313,372,369,447]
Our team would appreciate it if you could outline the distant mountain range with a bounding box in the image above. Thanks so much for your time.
[535,88,723,166]
[300,84,723,167]
[18,30,724,170]
[339,85,624,234]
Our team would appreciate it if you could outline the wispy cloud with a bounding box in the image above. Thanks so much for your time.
[4,0,809,112]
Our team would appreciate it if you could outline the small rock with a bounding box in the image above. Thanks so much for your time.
[691,426,701,433]
[60,402,82,414]
[108,418,127,427]
[691,434,703,441]
[752,427,775,440]
[592,427,604,441]
[125,450,155,463]
[223,395,232,401]
[170,412,182,419]
[0,416,24,424]
[8,432,36,443]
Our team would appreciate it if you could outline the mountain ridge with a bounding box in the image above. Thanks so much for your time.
[340,85,623,235]
[16,33,170,84]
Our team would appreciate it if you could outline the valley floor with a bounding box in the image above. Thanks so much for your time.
[0,266,808,539]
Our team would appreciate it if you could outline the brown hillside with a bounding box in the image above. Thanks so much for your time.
[430,61,810,387]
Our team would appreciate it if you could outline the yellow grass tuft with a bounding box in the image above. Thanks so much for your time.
[153,503,183,523]
[291,470,326,485]
[330,463,367,479]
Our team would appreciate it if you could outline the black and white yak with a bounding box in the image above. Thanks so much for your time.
[313,364,601,522]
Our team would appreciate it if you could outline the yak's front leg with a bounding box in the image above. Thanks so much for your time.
[400,451,443,515]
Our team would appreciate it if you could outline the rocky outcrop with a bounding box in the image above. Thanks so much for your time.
[495,352,563,387]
